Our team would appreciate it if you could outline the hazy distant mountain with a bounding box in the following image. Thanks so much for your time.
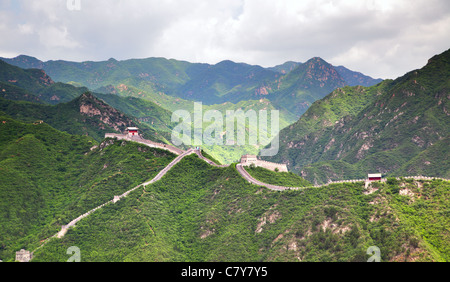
[0,55,383,118]
[266,57,347,117]
[267,61,301,74]
[0,60,176,143]
[333,65,383,87]
[0,59,88,104]
[269,60,382,87]
[263,48,450,184]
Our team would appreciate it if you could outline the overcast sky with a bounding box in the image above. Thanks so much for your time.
[0,0,449,79]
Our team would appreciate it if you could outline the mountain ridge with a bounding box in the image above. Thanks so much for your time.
[0,54,383,118]
[263,48,450,184]
[0,49,448,262]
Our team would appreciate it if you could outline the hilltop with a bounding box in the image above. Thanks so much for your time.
[263,48,450,184]
[29,152,449,262]
[0,59,88,104]
[0,114,176,261]
[0,50,448,263]
[1,54,382,117]
[0,54,384,164]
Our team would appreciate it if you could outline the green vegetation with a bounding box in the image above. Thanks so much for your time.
[0,50,447,263]
[95,93,175,134]
[30,154,449,262]
[0,54,381,165]
[0,60,88,104]
[265,48,450,184]
[0,93,170,144]
[200,149,222,165]
[246,166,312,187]
[0,113,175,261]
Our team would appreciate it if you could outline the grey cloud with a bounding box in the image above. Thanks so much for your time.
[0,0,449,79]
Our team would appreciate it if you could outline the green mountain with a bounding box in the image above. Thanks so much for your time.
[0,60,89,104]
[29,154,449,262]
[0,112,448,262]
[266,57,347,117]
[176,60,280,104]
[94,93,176,136]
[333,65,383,87]
[0,57,289,163]
[1,55,382,117]
[0,93,169,144]
[0,55,384,163]
[263,48,450,184]
[269,60,383,87]
[0,59,180,144]
[267,61,302,74]
[0,112,177,261]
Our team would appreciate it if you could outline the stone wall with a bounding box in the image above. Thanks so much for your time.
[240,155,288,172]
[16,249,32,262]
[255,160,288,172]
[104,133,184,155]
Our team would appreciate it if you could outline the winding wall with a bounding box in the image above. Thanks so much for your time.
[30,136,449,256]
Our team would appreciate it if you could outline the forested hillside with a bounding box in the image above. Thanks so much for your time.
[264,49,450,184]
[30,154,449,262]
[1,54,382,118]
[0,114,175,261]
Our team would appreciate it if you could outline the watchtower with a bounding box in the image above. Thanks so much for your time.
[240,154,257,165]
[126,127,139,137]
[16,249,32,262]
[368,173,382,181]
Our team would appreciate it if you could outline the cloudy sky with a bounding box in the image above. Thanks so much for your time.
[0,0,449,79]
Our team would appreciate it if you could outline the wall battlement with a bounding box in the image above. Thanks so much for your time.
[240,154,288,172]
[104,133,184,155]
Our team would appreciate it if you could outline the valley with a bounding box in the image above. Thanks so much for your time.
[1,54,382,163]
[0,48,448,262]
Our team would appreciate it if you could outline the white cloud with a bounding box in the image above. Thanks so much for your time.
[0,0,449,78]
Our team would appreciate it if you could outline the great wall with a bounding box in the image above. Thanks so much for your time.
[16,131,449,262]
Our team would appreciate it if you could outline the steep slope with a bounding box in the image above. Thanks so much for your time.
[267,57,347,117]
[269,60,382,87]
[0,59,54,90]
[95,93,176,134]
[0,115,176,261]
[1,55,382,118]
[264,48,450,184]
[0,60,88,104]
[177,60,280,104]
[30,154,449,262]
[0,93,168,143]
[334,65,383,87]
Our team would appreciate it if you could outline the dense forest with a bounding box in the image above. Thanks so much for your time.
[29,154,449,262]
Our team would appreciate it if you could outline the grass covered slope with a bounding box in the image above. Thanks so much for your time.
[265,48,450,184]
[245,166,312,187]
[0,93,171,144]
[0,59,89,104]
[0,114,176,261]
[32,154,449,262]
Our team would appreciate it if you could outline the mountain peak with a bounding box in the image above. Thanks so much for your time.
[304,57,332,67]
[289,56,345,89]
[1,55,44,70]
